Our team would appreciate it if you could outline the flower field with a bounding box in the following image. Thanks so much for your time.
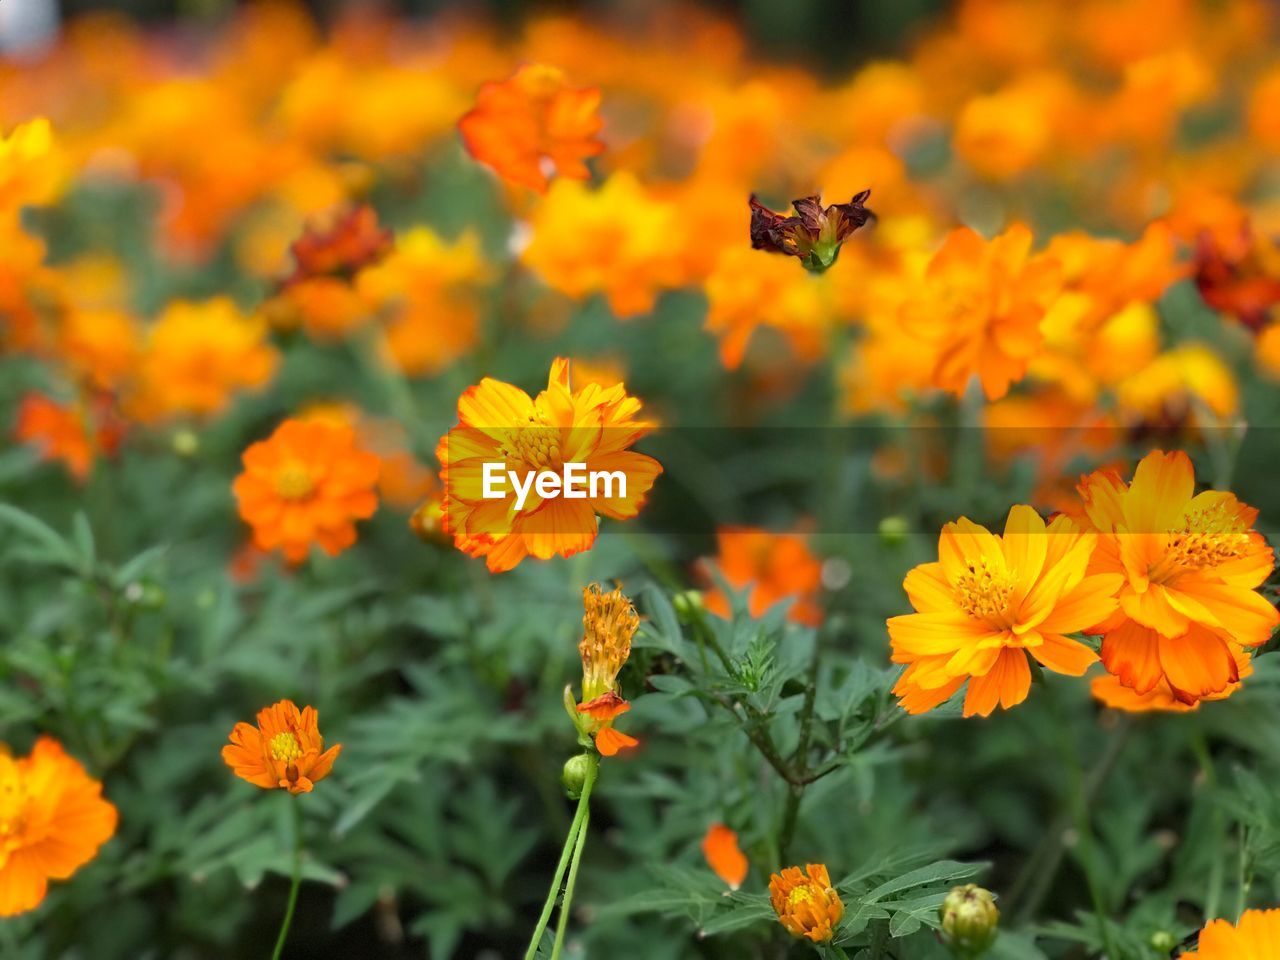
[4,1,1280,957]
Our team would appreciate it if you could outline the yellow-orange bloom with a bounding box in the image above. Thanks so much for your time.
[14,393,123,482]
[1182,908,1280,958]
[0,118,67,217]
[703,528,824,626]
[899,224,1061,400]
[701,824,748,890]
[888,506,1121,717]
[435,358,661,573]
[0,737,118,917]
[1079,451,1279,704]
[221,699,341,795]
[458,64,604,192]
[131,298,278,423]
[233,419,380,564]
[521,173,683,319]
[56,308,141,392]
[768,864,844,942]
[1091,644,1251,713]
[573,584,640,757]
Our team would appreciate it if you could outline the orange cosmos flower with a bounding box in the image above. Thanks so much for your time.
[899,223,1061,400]
[435,358,661,573]
[0,737,118,917]
[888,506,1122,717]
[222,699,341,795]
[14,392,123,481]
[130,298,278,423]
[0,118,67,217]
[1078,451,1279,704]
[232,419,380,564]
[769,863,844,942]
[1182,908,1280,958]
[521,173,683,319]
[55,308,141,392]
[701,824,748,890]
[571,584,640,757]
[1091,643,1252,713]
[458,64,604,192]
[703,528,824,626]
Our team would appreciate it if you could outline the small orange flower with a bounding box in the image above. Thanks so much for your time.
[232,418,381,564]
[899,223,1062,400]
[769,863,844,942]
[703,528,824,626]
[571,585,640,757]
[222,699,341,795]
[14,392,122,481]
[701,824,748,890]
[56,308,141,391]
[436,358,661,573]
[1182,908,1280,958]
[1079,451,1280,704]
[0,737,118,917]
[458,64,604,192]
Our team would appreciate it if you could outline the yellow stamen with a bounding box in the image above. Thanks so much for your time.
[953,556,1016,621]
[1159,501,1250,577]
[269,732,303,763]
[274,462,315,501]
[580,584,639,702]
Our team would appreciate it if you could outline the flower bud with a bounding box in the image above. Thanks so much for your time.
[940,884,999,958]
[672,590,704,622]
[171,428,199,458]
[1148,931,1176,951]
[878,515,909,545]
[561,754,591,799]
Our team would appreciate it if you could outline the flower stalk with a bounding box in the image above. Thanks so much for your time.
[270,797,304,960]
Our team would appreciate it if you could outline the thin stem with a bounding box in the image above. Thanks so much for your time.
[1189,728,1223,920]
[524,754,599,960]
[270,798,303,960]
[1236,823,1253,920]
[550,804,592,960]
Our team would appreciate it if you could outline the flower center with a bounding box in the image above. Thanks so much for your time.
[274,462,315,501]
[1154,501,1249,581]
[787,886,816,910]
[501,417,561,471]
[953,557,1017,621]
[269,731,303,763]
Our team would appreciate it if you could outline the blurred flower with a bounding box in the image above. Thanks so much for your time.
[435,358,661,573]
[56,308,141,392]
[1091,643,1252,712]
[1249,67,1280,153]
[130,298,278,422]
[768,863,843,942]
[1115,343,1239,428]
[1182,908,1280,958]
[748,191,874,273]
[704,247,829,369]
[356,227,488,375]
[899,224,1062,400]
[1079,451,1279,704]
[522,173,683,318]
[701,824,748,890]
[233,418,380,564]
[888,506,1121,717]
[953,82,1054,180]
[0,737,117,917]
[459,63,604,192]
[0,118,67,216]
[572,584,640,757]
[703,528,823,626]
[222,699,341,795]
[14,392,123,481]
[940,884,999,958]
[1193,222,1280,330]
[286,203,392,283]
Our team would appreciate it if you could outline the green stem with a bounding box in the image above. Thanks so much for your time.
[1236,823,1252,920]
[524,754,599,960]
[1189,728,1223,920]
[550,803,592,960]
[270,798,303,960]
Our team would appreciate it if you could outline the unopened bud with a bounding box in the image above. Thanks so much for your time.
[409,498,448,545]
[940,885,999,958]
[1149,931,1176,951]
[561,754,591,800]
[878,515,909,545]
[672,590,704,622]
[171,428,199,457]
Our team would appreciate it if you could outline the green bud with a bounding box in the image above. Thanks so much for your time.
[672,590,704,623]
[940,884,999,958]
[878,515,910,545]
[561,754,591,800]
[1148,931,1176,952]
[171,428,199,457]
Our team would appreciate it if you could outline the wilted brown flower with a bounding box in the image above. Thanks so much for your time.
[748,191,874,273]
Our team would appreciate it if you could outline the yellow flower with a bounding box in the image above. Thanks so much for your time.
[768,863,844,942]
[0,118,67,216]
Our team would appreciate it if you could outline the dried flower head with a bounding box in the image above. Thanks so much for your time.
[748,191,874,273]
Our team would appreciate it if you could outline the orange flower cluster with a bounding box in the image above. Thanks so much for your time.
[890,451,1278,716]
